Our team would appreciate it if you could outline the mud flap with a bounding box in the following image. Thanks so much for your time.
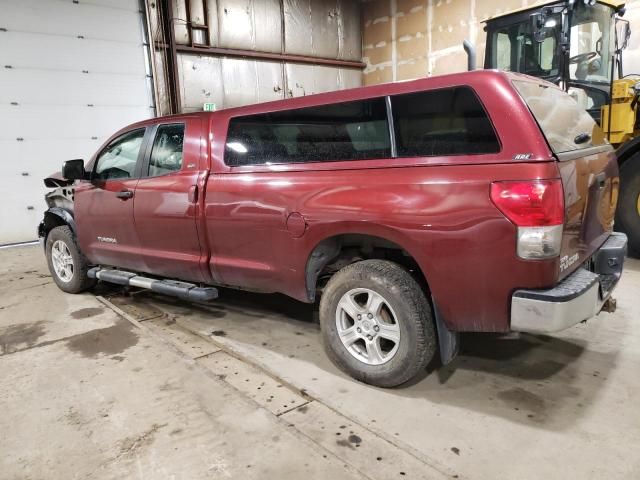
[432,300,460,365]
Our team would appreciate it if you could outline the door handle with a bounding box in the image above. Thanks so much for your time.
[188,185,198,203]
[116,190,134,199]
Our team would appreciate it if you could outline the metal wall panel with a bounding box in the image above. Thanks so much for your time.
[217,0,282,52]
[173,0,190,44]
[178,54,224,112]
[337,0,362,61]
[338,67,363,90]
[163,0,363,115]
[221,58,284,107]
[206,0,221,46]
[189,0,207,25]
[284,0,361,60]
[153,51,172,116]
[285,62,362,97]
[0,0,153,243]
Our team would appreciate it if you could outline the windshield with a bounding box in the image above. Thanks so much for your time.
[486,14,561,78]
[569,3,613,83]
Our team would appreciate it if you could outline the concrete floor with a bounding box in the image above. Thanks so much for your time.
[1,245,639,479]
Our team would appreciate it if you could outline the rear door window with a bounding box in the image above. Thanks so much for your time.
[224,98,391,166]
[148,124,185,177]
[513,80,608,153]
[391,87,500,157]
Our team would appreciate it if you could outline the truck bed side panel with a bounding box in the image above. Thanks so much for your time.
[205,161,560,332]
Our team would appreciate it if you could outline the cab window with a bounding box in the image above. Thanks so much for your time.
[94,129,145,181]
[148,124,185,177]
[488,16,560,78]
[569,3,613,83]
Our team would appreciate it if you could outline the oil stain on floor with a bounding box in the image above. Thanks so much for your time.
[70,307,105,320]
[66,320,139,359]
[0,321,47,355]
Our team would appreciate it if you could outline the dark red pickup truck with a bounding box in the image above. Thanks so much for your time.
[40,70,627,387]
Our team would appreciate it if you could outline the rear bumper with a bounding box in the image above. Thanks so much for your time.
[510,232,627,333]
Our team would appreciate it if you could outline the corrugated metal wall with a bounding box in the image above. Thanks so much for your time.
[147,0,363,114]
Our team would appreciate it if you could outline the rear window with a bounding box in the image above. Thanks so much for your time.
[224,98,390,166]
[513,80,608,154]
[391,86,500,157]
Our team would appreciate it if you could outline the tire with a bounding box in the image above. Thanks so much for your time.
[616,158,640,257]
[319,259,436,388]
[45,225,96,294]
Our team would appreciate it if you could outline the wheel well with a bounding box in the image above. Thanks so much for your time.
[616,137,640,168]
[38,210,72,243]
[305,234,429,302]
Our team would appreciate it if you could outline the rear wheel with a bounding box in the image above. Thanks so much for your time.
[45,225,96,293]
[616,157,640,256]
[319,260,436,388]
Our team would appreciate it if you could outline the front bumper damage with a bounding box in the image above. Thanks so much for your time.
[510,232,627,334]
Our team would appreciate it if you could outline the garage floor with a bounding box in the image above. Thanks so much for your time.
[1,246,639,479]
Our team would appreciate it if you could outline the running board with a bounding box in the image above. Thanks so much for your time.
[88,267,218,302]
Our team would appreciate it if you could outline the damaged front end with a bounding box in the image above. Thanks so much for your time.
[38,174,76,247]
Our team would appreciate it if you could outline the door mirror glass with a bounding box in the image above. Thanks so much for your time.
[61,159,86,181]
[616,18,630,51]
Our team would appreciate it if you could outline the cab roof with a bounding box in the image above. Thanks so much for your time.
[482,0,624,23]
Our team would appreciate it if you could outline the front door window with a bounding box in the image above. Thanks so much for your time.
[94,129,145,180]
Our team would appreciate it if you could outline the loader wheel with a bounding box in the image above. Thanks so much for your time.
[45,225,96,293]
[319,260,436,388]
[616,158,640,257]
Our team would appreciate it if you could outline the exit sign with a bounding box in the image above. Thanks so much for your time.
[203,102,216,111]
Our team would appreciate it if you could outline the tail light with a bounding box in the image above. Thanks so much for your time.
[491,179,564,259]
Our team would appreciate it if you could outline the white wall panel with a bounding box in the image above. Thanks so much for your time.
[0,0,153,244]
[0,71,149,107]
[0,105,151,141]
[1,0,142,42]
[2,33,147,75]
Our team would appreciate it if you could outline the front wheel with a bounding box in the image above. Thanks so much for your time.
[319,260,436,388]
[45,225,96,293]
[616,158,640,257]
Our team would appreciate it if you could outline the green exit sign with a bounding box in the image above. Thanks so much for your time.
[203,102,216,111]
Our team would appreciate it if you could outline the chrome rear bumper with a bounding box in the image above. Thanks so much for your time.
[510,232,627,334]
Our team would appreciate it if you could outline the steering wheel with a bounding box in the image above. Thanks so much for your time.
[569,52,598,64]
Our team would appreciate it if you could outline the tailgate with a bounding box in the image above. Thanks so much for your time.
[513,80,620,279]
[556,147,618,279]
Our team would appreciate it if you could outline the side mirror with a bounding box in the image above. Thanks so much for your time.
[616,18,630,51]
[61,159,86,181]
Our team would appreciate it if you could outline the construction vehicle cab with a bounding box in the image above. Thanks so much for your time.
[483,1,640,255]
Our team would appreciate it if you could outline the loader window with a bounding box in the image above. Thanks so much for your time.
[487,15,560,78]
[568,3,613,83]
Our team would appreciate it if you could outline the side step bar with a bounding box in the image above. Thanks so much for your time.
[88,267,218,302]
